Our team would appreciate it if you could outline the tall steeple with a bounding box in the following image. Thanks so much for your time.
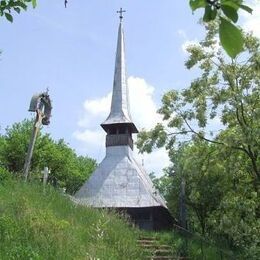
[101,15,138,135]
[74,11,174,231]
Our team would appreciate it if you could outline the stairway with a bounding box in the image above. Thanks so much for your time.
[138,236,175,260]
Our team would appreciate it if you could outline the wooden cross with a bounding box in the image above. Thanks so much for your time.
[117,8,126,21]
[41,166,50,186]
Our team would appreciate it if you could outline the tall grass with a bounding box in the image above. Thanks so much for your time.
[0,180,144,260]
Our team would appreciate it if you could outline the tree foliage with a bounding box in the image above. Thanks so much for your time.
[137,23,260,185]
[138,23,260,258]
[0,0,36,22]
[0,119,97,194]
[150,138,259,258]
[190,0,253,58]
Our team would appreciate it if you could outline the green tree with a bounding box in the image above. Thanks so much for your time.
[176,140,226,235]
[137,24,260,186]
[150,140,228,235]
[149,171,172,198]
[1,119,33,172]
[137,23,259,258]
[0,119,97,193]
[162,137,259,258]
[0,0,36,22]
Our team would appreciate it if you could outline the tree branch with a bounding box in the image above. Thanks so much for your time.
[167,130,192,136]
[179,113,251,155]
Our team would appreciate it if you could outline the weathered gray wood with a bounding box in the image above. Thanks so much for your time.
[23,112,42,181]
[23,91,52,181]
[106,134,133,149]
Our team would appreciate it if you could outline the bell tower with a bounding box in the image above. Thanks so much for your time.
[101,12,138,150]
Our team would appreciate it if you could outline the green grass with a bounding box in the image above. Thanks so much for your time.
[140,230,237,260]
[0,179,144,260]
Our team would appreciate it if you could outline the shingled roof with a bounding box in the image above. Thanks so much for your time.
[74,146,167,208]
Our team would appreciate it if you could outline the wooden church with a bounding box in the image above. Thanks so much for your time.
[74,11,174,230]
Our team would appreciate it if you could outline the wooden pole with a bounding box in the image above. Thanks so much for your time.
[179,177,188,258]
[180,177,187,229]
[23,110,42,181]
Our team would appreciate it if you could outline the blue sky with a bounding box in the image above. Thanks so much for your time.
[1,1,259,175]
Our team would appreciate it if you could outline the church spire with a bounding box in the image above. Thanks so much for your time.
[101,12,138,134]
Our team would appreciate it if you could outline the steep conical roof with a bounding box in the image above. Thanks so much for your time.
[74,146,167,208]
[101,21,138,133]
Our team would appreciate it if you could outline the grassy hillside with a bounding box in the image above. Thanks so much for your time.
[0,180,144,260]
[0,178,238,260]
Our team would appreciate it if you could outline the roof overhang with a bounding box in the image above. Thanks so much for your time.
[101,122,138,134]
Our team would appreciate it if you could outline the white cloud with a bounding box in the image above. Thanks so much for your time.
[73,129,104,146]
[83,94,111,116]
[128,77,162,129]
[241,0,260,38]
[77,93,111,128]
[73,76,170,176]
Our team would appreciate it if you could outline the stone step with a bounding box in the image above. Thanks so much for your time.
[139,243,171,249]
[138,236,176,260]
[144,248,172,253]
[140,246,171,251]
[138,240,157,244]
[154,249,173,254]
[139,236,156,240]
[138,242,170,246]
[145,258,189,260]
[145,256,175,260]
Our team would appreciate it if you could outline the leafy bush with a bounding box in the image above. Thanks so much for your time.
[0,119,97,194]
[0,167,12,182]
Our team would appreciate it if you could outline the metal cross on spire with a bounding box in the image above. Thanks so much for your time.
[117,8,126,21]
